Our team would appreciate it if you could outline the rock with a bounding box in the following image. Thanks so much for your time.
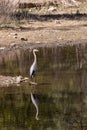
[16,76,22,84]
[0,47,5,51]
[10,43,16,47]
[55,20,61,24]
[15,33,18,36]
[21,77,29,82]
[15,36,17,39]
[0,75,29,87]
[14,33,18,38]
[21,37,28,41]
[48,6,57,12]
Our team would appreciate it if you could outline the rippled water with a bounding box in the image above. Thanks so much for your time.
[0,44,87,130]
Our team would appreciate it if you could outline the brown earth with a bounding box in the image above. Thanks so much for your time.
[0,1,87,47]
[0,19,87,47]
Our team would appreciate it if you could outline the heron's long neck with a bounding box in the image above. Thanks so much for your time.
[33,51,37,63]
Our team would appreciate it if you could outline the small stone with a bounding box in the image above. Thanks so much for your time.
[48,6,57,12]
[21,37,28,41]
[16,76,22,84]
[55,20,61,24]
[0,47,5,50]
[10,43,16,47]
[15,33,18,36]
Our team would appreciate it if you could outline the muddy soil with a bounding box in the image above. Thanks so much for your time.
[0,19,87,49]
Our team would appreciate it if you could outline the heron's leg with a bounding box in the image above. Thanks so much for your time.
[34,76,37,84]
[30,76,37,85]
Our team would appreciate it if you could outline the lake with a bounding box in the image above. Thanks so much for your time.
[0,44,87,130]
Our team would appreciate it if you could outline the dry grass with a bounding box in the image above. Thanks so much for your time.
[0,0,87,24]
[0,0,18,24]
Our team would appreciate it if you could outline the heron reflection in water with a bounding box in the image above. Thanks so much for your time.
[31,90,39,120]
[30,49,39,83]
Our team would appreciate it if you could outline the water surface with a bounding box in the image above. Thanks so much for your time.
[0,44,87,130]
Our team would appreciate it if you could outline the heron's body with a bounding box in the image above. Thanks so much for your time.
[30,49,38,78]
[30,61,37,78]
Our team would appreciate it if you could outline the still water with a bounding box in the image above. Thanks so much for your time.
[0,44,87,130]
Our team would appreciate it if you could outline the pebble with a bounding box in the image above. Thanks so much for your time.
[48,6,57,12]
[0,47,5,50]
[21,37,28,41]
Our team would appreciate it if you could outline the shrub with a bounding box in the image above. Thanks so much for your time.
[0,0,18,24]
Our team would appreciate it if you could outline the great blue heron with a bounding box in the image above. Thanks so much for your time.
[30,49,39,78]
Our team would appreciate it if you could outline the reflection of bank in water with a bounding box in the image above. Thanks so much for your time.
[31,91,39,120]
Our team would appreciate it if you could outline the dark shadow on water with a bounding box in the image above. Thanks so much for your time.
[38,83,51,86]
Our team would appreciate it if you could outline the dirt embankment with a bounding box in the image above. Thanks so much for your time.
[0,3,87,46]
[0,19,87,48]
[0,1,87,48]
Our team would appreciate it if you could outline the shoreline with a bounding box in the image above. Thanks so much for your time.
[0,40,87,52]
[0,18,87,50]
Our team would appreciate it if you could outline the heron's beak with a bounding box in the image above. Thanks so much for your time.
[36,49,39,52]
[33,49,39,52]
